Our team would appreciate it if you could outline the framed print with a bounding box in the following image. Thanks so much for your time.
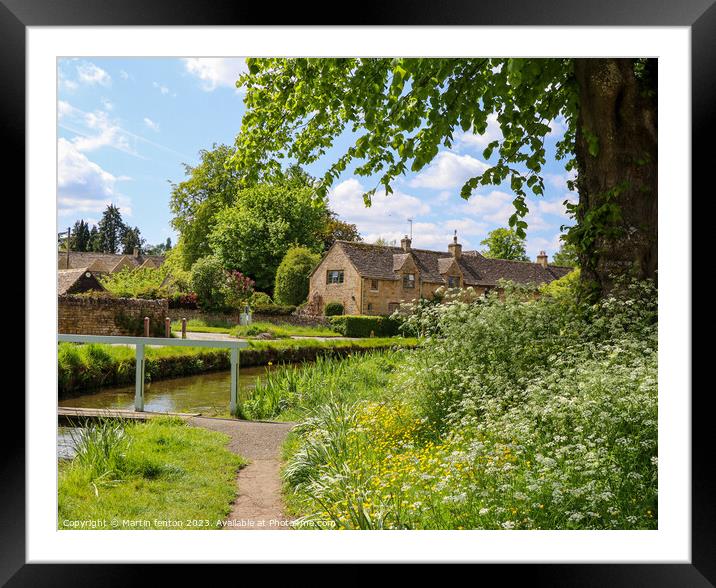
[8,0,709,583]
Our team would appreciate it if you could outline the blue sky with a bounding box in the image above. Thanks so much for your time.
[57,57,577,260]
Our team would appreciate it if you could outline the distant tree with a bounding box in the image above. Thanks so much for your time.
[552,240,579,267]
[120,226,144,254]
[274,246,321,306]
[144,237,174,256]
[170,144,242,269]
[94,204,126,254]
[320,213,362,250]
[209,183,326,291]
[373,237,397,246]
[480,228,530,261]
[88,225,101,252]
[70,220,92,252]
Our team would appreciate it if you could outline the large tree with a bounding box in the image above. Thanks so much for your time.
[480,228,529,261]
[209,183,327,291]
[69,220,91,252]
[170,144,242,269]
[231,58,657,298]
[94,204,126,254]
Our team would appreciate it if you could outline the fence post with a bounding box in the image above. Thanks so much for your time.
[135,343,145,411]
[143,316,150,337]
[181,318,187,339]
[165,317,171,338]
[230,345,239,416]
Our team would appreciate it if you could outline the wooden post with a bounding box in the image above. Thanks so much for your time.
[181,318,187,339]
[135,343,145,411]
[230,346,239,416]
[165,317,171,338]
[144,316,150,337]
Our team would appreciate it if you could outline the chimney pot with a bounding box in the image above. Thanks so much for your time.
[536,250,548,268]
[133,247,139,258]
[448,230,462,259]
[401,235,412,252]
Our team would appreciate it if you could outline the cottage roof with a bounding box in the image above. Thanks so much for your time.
[333,241,572,287]
[58,251,165,272]
[57,268,105,295]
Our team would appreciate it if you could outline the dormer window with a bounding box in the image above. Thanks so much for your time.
[327,270,344,284]
[403,273,416,289]
[447,275,460,288]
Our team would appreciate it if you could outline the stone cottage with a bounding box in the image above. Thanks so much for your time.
[307,234,573,316]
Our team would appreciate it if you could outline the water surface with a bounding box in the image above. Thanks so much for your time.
[59,366,272,417]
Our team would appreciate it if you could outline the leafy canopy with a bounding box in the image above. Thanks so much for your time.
[232,58,578,238]
[480,227,529,261]
[209,183,327,291]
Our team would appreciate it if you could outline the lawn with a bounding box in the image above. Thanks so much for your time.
[58,417,245,529]
[171,318,341,339]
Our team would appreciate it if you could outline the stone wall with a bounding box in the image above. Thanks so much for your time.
[58,295,169,337]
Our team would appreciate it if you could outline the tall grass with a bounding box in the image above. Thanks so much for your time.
[282,278,659,530]
[238,351,402,421]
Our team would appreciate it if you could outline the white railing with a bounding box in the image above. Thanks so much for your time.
[57,334,249,415]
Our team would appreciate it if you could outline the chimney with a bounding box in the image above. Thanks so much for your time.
[448,230,462,259]
[401,235,412,252]
[133,247,140,258]
[536,250,548,268]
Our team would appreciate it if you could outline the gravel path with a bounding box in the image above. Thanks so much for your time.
[187,416,295,530]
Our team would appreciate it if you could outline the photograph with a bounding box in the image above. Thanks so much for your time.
[10,7,705,577]
[55,55,659,532]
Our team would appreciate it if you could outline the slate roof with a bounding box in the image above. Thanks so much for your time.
[334,241,572,287]
[58,251,165,272]
[58,268,106,295]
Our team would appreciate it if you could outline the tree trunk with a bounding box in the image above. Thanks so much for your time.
[573,58,658,297]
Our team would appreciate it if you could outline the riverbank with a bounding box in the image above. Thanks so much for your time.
[58,337,419,397]
[58,417,245,529]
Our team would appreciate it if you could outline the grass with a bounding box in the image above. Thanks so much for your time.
[275,280,658,530]
[171,319,341,339]
[58,337,419,396]
[239,351,403,421]
[58,417,245,529]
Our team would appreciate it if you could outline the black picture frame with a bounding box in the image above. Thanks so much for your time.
[9,0,706,583]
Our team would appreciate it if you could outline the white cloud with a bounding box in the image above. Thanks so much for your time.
[456,113,503,151]
[76,62,111,86]
[548,115,567,137]
[409,151,489,190]
[57,138,131,217]
[119,70,130,80]
[182,58,247,92]
[536,193,578,218]
[101,98,114,111]
[143,117,160,132]
[153,81,172,96]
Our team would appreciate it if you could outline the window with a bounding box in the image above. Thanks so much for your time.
[402,273,416,289]
[388,302,400,314]
[370,279,379,291]
[326,270,344,284]
[447,275,460,288]
[367,303,373,312]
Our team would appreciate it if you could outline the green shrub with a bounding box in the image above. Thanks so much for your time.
[324,301,344,316]
[190,255,227,311]
[274,246,321,306]
[251,291,273,306]
[328,315,402,337]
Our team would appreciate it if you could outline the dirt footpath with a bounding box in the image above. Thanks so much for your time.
[187,416,295,530]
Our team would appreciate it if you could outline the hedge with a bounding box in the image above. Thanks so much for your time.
[324,301,344,316]
[328,315,402,338]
